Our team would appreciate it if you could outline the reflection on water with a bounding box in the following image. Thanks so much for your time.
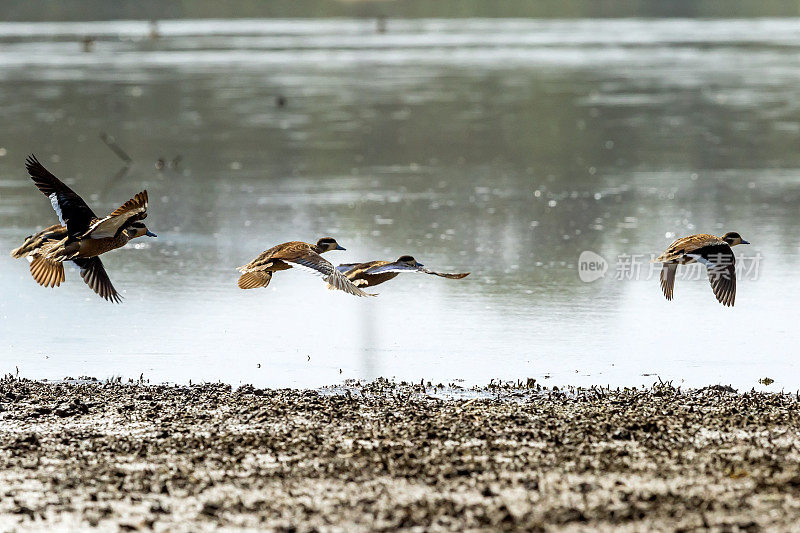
[0,18,798,390]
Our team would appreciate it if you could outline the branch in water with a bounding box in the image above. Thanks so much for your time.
[99,132,133,164]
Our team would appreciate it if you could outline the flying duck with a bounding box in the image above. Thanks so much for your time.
[654,231,749,307]
[10,155,155,303]
[237,238,374,297]
[335,255,470,288]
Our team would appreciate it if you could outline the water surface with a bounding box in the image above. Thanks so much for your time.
[0,18,798,389]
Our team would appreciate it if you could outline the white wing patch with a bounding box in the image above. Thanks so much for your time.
[686,253,714,267]
[366,263,422,275]
[86,215,136,239]
[49,193,66,225]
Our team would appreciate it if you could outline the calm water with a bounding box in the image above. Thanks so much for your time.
[0,18,798,390]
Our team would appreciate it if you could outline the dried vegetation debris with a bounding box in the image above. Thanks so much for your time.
[1,377,800,531]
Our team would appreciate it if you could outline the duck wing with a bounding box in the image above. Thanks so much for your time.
[285,252,375,297]
[237,271,272,289]
[419,267,470,279]
[29,255,65,288]
[363,262,419,275]
[707,261,736,307]
[687,244,736,307]
[26,154,97,238]
[365,262,470,279]
[338,260,385,276]
[659,263,677,301]
[83,190,148,239]
[335,263,361,273]
[71,257,122,303]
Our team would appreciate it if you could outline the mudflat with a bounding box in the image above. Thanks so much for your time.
[1,378,799,531]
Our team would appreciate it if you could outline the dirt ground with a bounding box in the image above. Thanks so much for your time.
[1,377,799,531]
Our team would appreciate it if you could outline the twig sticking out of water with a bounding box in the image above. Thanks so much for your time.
[99,133,133,194]
[99,133,133,164]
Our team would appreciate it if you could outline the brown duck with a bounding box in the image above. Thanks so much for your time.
[238,238,374,297]
[335,255,470,288]
[10,155,155,303]
[654,231,749,307]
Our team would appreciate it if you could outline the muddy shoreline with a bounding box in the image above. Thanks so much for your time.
[1,378,799,531]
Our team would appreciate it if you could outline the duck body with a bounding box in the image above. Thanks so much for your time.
[42,188,152,261]
[238,238,374,297]
[37,228,135,261]
[10,155,156,302]
[655,231,749,307]
[336,255,470,288]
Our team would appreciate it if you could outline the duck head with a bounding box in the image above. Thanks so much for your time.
[126,221,157,239]
[396,255,423,267]
[316,237,345,253]
[722,232,749,246]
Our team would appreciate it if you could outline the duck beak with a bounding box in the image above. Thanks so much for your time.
[335,244,345,250]
[417,263,424,267]
[740,239,750,245]
[145,230,157,237]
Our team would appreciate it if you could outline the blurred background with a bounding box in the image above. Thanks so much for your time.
[1,1,798,389]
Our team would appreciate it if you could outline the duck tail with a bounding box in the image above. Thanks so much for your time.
[11,225,69,259]
[10,243,25,259]
[11,235,48,259]
[11,232,46,258]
